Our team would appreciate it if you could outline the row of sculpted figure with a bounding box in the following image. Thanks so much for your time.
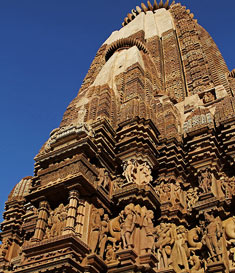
[155,172,235,211]
[89,204,155,260]
[88,205,235,272]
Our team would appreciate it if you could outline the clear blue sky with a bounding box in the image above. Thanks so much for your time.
[0,0,234,221]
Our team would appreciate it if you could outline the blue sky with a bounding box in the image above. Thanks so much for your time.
[0,0,234,221]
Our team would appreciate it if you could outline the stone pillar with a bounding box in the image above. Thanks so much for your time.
[63,190,79,235]
[32,200,50,242]
[75,199,86,238]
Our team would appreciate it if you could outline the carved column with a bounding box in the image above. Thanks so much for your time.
[63,190,79,235]
[75,199,86,238]
[32,200,50,242]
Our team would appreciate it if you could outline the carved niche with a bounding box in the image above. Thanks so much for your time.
[122,160,153,186]
[44,204,68,240]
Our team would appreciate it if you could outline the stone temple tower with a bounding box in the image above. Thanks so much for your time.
[1,1,235,272]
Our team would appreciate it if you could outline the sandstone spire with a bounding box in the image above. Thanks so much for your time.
[1,2,235,273]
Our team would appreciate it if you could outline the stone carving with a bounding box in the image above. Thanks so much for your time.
[171,225,190,273]
[105,244,116,263]
[199,169,212,193]
[155,223,175,269]
[189,251,205,273]
[98,214,109,258]
[155,182,171,203]
[155,224,204,272]
[155,179,186,210]
[186,187,199,208]
[187,227,203,251]
[171,181,184,206]
[123,160,135,184]
[203,91,215,104]
[44,204,68,239]
[220,174,235,198]
[202,213,223,262]
[98,168,110,191]
[0,237,10,258]
[141,210,155,254]
[122,160,152,185]
[121,203,136,249]
[223,217,235,268]
[89,208,104,253]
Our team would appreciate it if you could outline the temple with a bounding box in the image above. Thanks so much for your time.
[1,1,235,272]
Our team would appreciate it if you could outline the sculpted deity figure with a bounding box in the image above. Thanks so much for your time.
[123,160,135,184]
[50,204,67,238]
[108,210,124,245]
[170,181,182,206]
[141,210,155,254]
[0,237,10,258]
[121,204,136,249]
[223,216,235,267]
[89,208,104,253]
[187,188,199,209]
[137,162,152,185]
[203,213,223,262]
[123,160,152,185]
[155,223,175,269]
[99,214,109,258]
[155,182,171,203]
[221,175,235,198]
[98,168,110,190]
[171,225,190,273]
[199,169,212,193]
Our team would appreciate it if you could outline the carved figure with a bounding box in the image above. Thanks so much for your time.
[221,176,235,198]
[123,160,152,185]
[123,160,135,184]
[155,223,175,269]
[190,251,205,273]
[141,210,155,253]
[203,91,215,103]
[108,211,124,244]
[223,216,235,240]
[187,227,202,250]
[0,237,10,258]
[89,208,104,253]
[223,217,235,267]
[99,214,109,258]
[170,181,182,206]
[121,204,136,249]
[98,168,110,190]
[106,244,116,263]
[138,163,152,185]
[171,225,190,273]
[203,213,223,262]
[50,204,67,238]
[156,182,171,203]
[187,188,199,208]
[199,169,212,193]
